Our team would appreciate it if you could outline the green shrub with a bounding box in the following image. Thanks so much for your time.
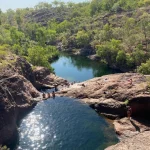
[138,59,150,74]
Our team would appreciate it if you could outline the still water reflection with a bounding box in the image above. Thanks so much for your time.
[51,53,119,82]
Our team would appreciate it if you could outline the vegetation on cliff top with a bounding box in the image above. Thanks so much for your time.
[0,0,150,73]
[0,45,17,70]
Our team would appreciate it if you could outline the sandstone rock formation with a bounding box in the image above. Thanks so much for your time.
[33,66,68,89]
[105,131,150,150]
[113,117,150,139]
[57,73,150,118]
[0,55,67,147]
[0,56,40,146]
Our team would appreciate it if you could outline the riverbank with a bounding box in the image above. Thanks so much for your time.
[64,49,131,72]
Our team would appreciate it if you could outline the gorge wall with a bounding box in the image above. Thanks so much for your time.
[0,54,67,147]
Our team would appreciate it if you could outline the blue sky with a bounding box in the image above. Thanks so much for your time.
[0,0,88,12]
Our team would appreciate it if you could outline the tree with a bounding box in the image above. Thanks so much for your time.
[46,29,57,45]
[6,9,16,26]
[52,0,59,7]
[35,27,46,46]
[27,46,53,71]
[10,27,25,45]
[132,49,146,66]
[139,12,150,51]
[96,39,121,65]
[15,9,23,30]
[0,27,12,44]
[116,50,126,67]
[138,59,150,74]
[0,9,2,25]
[90,0,101,16]
[35,2,52,10]
[67,2,74,8]
[56,20,73,33]
[76,30,90,48]
[12,44,22,55]
[24,23,39,40]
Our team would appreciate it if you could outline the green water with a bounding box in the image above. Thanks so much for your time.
[51,53,119,82]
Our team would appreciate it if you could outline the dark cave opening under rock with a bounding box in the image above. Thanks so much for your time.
[130,97,150,120]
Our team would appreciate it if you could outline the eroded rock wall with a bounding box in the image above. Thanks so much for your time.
[57,73,150,118]
[0,56,41,146]
[0,73,40,146]
[0,55,68,147]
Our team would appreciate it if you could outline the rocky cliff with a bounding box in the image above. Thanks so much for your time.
[0,54,40,147]
[0,54,66,148]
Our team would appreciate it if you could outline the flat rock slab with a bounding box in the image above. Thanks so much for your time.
[105,131,150,150]
[57,73,150,118]
[114,117,150,139]
[57,73,148,103]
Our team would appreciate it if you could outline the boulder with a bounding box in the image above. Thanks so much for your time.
[33,66,69,89]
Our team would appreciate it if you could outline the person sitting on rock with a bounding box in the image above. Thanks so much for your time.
[128,79,132,85]
[54,85,58,92]
[127,106,132,120]
[52,91,55,99]
[81,83,85,87]
[67,83,70,88]
[48,93,51,98]
[42,93,46,99]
